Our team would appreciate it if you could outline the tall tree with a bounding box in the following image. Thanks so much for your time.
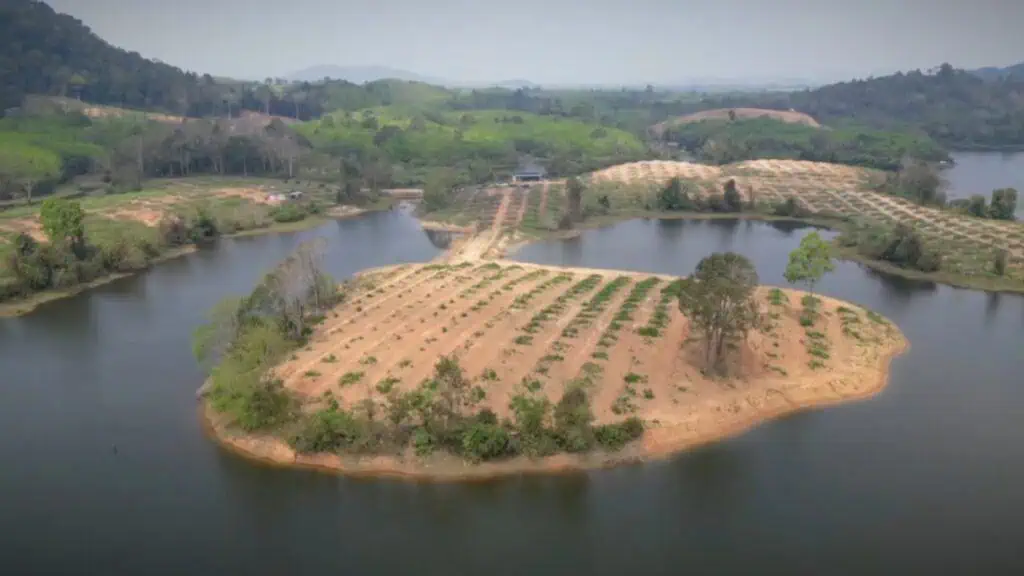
[784,231,835,295]
[677,253,762,374]
[39,198,86,247]
[990,188,1018,221]
[566,177,584,222]
[0,144,62,205]
[422,168,456,212]
[722,178,742,211]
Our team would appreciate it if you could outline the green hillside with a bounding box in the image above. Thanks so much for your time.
[664,117,950,170]
[297,108,647,179]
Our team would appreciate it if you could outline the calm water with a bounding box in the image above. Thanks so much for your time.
[3,213,1024,575]
[946,152,1024,215]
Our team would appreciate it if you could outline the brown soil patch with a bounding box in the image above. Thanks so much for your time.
[102,207,167,227]
[211,187,276,205]
[0,218,47,242]
[650,107,821,136]
[207,261,906,480]
[81,105,185,125]
[419,221,475,233]
[446,188,514,261]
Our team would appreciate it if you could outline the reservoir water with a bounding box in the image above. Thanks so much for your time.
[946,151,1024,216]
[3,209,1024,575]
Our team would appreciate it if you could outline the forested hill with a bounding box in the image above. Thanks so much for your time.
[0,0,203,113]
[971,62,1024,81]
[711,64,1024,150]
[0,0,419,119]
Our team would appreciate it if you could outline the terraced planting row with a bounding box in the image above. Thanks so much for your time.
[528,275,633,379]
[586,159,1024,280]
[262,262,905,454]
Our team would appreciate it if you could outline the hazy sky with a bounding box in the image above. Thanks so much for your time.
[47,0,1024,84]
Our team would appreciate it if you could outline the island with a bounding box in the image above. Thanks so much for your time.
[200,245,906,480]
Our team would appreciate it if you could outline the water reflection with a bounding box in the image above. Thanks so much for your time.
[423,229,457,249]
[985,292,1002,325]
[765,219,804,235]
[560,236,583,265]
[674,445,747,513]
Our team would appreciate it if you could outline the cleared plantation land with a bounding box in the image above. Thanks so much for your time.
[0,177,378,299]
[586,160,1024,281]
[268,261,902,464]
[430,183,570,260]
[650,108,822,136]
[0,177,348,246]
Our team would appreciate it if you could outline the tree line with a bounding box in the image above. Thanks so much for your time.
[663,117,950,170]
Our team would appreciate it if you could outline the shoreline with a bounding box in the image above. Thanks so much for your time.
[201,332,907,482]
[0,206,384,318]
[510,210,1024,295]
[7,206,1019,319]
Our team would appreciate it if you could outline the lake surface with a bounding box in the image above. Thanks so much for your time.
[3,212,1024,575]
[946,152,1024,215]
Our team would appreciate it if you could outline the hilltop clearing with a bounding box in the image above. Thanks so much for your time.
[650,107,821,136]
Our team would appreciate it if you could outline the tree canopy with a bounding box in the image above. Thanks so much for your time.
[0,141,62,202]
[784,232,835,294]
[677,253,762,374]
[39,198,86,246]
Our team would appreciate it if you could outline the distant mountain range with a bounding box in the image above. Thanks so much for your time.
[970,62,1024,81]
[286,65,817,92]
[286,65,541,90]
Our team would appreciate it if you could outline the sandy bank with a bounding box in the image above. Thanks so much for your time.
[201,260,907,482]
[203,336,905,481]
[419,220,475,234]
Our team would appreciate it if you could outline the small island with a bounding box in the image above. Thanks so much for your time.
[199,237,906,480]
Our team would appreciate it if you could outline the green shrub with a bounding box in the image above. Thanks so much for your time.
[412,427,434,456]
[339,371,364,386]
[289,406,364,453]
[594,417,644,451]
[270,203,308,223]
[460,422,512,461]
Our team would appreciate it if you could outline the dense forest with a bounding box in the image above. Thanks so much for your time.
[663,117,950,170]
[708,65,1024,150]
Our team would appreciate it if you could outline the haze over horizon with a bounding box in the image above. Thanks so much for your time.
[46,0,1024,85]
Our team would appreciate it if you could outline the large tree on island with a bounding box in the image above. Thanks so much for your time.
[677,252,762,374]
[784,231,835,296]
